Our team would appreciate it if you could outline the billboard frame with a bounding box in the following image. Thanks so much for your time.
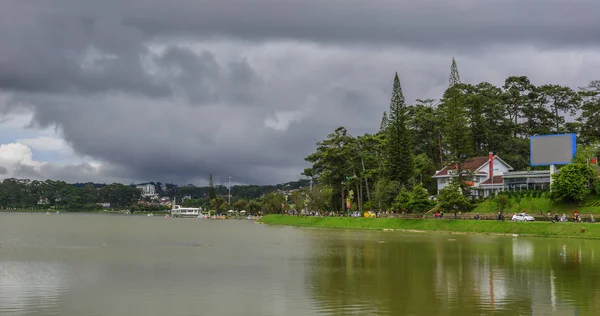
[529,133,576,166]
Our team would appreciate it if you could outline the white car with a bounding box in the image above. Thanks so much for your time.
[511,213,535,222]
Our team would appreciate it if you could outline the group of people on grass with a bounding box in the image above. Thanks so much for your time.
[549,210,595,223]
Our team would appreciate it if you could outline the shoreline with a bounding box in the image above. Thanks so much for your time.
[0,209,139,215]
[259,215,600,240]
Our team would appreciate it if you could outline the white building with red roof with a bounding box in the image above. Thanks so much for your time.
[433,152,553,197]
[433,152,513,196]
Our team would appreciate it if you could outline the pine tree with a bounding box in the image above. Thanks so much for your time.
[385,73,414,187]
[208,174,217,200]
[441,59,472,165]
[449,58,461,87]
[380,111,388,132]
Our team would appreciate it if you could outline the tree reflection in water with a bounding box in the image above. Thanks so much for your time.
[306,230,600,315]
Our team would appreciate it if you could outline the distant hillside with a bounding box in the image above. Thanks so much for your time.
[70,178,315,200]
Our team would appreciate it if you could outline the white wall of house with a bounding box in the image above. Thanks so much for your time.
[436,177,450,193]
[477,157,510,178]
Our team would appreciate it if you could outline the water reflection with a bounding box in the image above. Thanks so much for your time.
[2,214,600,315]
[307,231,600,315]
[0,261,67,315]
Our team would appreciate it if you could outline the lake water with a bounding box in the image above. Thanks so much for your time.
[0,213,598,316]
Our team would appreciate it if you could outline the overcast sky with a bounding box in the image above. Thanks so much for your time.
[1,0,599,185]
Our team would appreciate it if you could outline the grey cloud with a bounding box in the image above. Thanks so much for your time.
[12,164,43,180]
[157,47,263,105]
[10,91,329,184]
[38,163,128,184]
[117,0,600,48]
[0,160,134,184]
[1,1,599,185]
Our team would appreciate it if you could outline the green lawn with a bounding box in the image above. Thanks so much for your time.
[259,214,600,239]
[472,196,600,214]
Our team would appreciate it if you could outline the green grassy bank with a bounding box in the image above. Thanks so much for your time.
[259,215,600,239]
[472,196,600,214]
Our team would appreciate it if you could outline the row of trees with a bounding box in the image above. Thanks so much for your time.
[0,176,310,213]
[302,58,600,214]
[140,177,310,201]
[0,179,141,210]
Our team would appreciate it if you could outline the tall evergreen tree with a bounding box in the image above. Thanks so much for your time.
[380,111,389,132]
[208,174,217,200]
[441,59,472,165]
[449,58,461,87]
[385,73,413,186]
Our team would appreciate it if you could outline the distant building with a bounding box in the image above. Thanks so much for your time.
[136,184,158,198]
[433,152,551,198]
[37,197,49,205]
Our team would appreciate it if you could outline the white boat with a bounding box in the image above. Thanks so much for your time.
[170,205,202,218]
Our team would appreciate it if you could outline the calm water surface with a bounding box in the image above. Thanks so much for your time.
[0,213,598,315]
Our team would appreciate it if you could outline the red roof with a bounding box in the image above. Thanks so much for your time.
[480,175,503,185]
[433,156,490,177]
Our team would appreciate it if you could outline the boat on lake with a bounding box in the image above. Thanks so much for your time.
[170,205,202,218]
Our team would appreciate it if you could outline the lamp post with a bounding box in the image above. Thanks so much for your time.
[228,176,232,205]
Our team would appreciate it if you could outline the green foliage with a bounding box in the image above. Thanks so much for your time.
[300,59,600,213]
[373,179,400,211]
[551,164,598,202]
[181,197,209,209]
[305,185,333,213]
[578,80,600,144]
[573,143,600,165]
[392,188,411,211]
[0,179,141,210]
[494,195,509,211]
[233,199,248,211]
[537,84,581,133]
[208,174,217,200]
[437,181,470,213]
[410,100,443,168]
[247,200,262,214]
[440,59,471,166]
[303,127,364,211]
[290,191,305,212]
[449,58,460,87]
[209,197,227,214]
[412,153,436,194]
[379,111,388,132]
[130,203,170,213]
[408,185,433,212]
[261,191,286,214]
[385,73,414,186]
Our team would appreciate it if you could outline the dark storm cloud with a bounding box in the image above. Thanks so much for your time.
[122,0,600,47]
[0,0,599,184]
[0,166,7,175]
[157,47,263,105]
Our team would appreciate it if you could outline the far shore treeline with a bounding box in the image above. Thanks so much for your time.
[0,177,310,213]
[1,59,599,215]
